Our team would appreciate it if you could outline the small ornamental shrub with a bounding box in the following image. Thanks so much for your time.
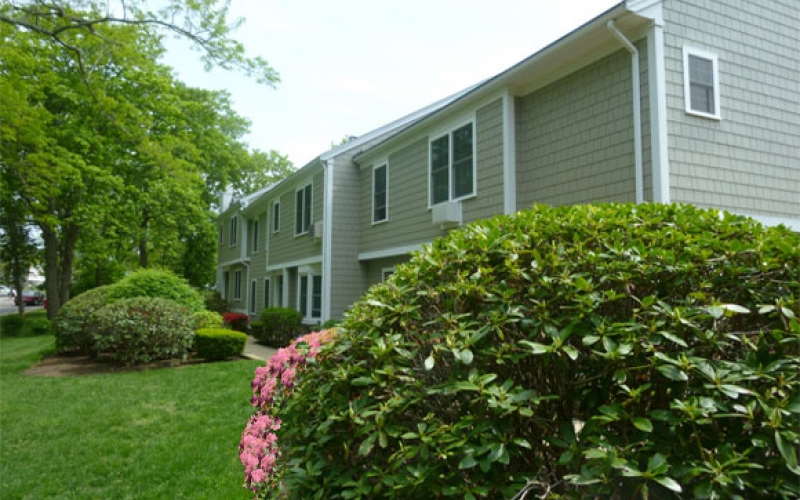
[249,321,264,338]
[195,328,247,360]
[239,329,337,494]
[223,312,249,332]
[258,307,303,347]
[192,310,224,331]
[203,290,228,313]
[270,204,800,499]
[27,318,51,336]
[92,297,194,366]
[319,319,341,330]
[52,286,116,353]
[0,315,24,337]
[107,268,205,312]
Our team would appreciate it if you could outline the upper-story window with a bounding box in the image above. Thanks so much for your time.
[229,216,238,246]
[430,122,474,206]
[252,219,260,253]
[683,47,720,119]
[295,184,312,235]
[273,201,280,233]
[373,164,388,223]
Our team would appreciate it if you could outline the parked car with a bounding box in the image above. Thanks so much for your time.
[0,285,10,296]
[15,290,45,306]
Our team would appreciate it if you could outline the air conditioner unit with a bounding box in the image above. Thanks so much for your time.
[313,220,324,240]
[431,201,462,229]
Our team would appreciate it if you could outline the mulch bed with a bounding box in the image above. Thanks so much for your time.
[24,352,216,377]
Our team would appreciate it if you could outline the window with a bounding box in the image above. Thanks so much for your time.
[233,270,242,300]
[298,273,322,319]
[264,279,271,308]
[430,122,474,205]
[276,275,283,307]
[683,47,720,119]
[252,220,259,253]
[295,184,312,235]
[229,216,238,246]
[249,280,257,314]
[373,164,388,223]
[273,201,280,233]
[382,268,394,281]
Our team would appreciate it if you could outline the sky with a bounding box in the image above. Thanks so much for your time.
[160,0,620,168]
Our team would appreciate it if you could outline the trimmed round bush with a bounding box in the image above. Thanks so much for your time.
[107,268,204,312]
[192,310,224,331]
[0,314,25,337]
[27,318,51,336]
[270,204,800,499]
[195,328,247,361]
[258,307,302,347]
[52,286,116,353]
[92,297,194,366]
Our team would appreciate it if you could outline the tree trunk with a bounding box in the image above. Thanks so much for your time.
[139,210,149,268]
[40,223,79,319]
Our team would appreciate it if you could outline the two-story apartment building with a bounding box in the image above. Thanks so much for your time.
[219,0,799,324]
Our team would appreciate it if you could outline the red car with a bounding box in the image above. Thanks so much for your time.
[15,290,45,306]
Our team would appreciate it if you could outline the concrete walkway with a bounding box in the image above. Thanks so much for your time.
[243,335,278,362]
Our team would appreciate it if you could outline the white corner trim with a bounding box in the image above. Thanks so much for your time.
[502,92,517,214]
[321,159,334,322]
[358,243,427,261]
[648,21,670,203]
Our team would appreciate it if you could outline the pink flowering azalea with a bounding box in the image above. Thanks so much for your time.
[240,328,337,495]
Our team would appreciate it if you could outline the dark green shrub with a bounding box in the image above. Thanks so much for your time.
[52,286,116,353]
[319,319,341,330]
[0,315,25,337]
[194,328,247,361]
[223,312,249,332]
[192,310,224,331]
[249,320,263,337]
[203,290,228,313]
[27,318,51,336]
[258,307,302,347]
[92,297,194,366]
[275,204,800,499]
[107,269,204,312]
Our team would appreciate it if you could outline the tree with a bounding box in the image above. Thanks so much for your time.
[0,0,278,85]
[234,149,295,197]
[0,182,40,314]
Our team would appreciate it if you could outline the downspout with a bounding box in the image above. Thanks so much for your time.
[607,20,644,204]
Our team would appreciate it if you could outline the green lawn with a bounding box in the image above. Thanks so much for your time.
[0,335,262,499]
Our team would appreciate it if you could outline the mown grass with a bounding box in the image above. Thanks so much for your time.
[0,335,262,499]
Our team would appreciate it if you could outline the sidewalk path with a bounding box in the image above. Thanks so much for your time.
[243,335,278,362]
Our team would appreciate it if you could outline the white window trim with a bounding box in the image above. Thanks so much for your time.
[272,201,280,233]
[682,46,721,120]
[428,120,477,208]
[233,270,242,300]
[296,269,322,322]
[381,267,395,281]
[294,183,313,236]
[229,216,238,247]
[372,162,389,225]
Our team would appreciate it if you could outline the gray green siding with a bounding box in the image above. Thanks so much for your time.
[663,0,799,217]
[516,48,639,208]
[267,168,324,264]
[359,98,506,255]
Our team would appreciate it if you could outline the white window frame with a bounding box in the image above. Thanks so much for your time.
[272,201,280,233]
[372,163,389,224]
[229,216,238,247]
[295,183,313,236]
[252,219,260,253]
[428,121,476,207]
[233,270,242,300]
[683,46,721,120]
[297,269,322,321]
[249,279,257,314]
[381,267,395,281]
[264,278,271,309]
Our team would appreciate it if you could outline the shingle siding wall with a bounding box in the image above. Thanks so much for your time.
[516,48,639,208]
[465,98,506,221]
[268,168,324,264]
[663,0,799,217]
[217,214,241,264]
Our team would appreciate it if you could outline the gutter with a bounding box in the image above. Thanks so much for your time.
[607,19,644,204]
